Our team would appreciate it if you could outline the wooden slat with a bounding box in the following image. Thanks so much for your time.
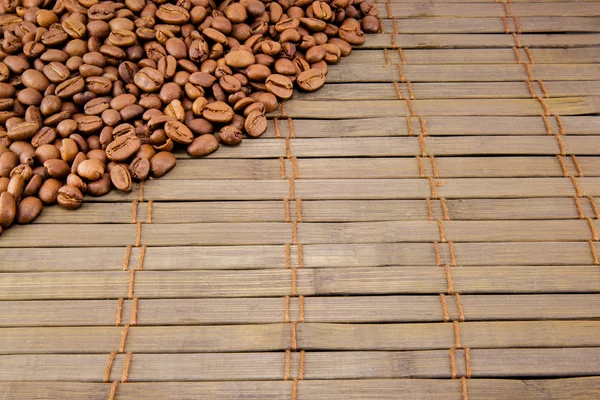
[379,17,600,33]
[3,241,598,271]
[344,48,600,65]
[363,33,600,49]
[1,265,599,300]
[1,219,598,247]
[1,294,599,327]
[269,98,600,118]
[2,348,599,381]
[2,378,600,400]
[1,321,599,353]
[386,3,600,17]
[325,64,600,83]
[259,116,600,138]
[296,82,600,100]
[32,197,599,224]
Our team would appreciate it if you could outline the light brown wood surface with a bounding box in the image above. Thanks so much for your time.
[2,0,600,398]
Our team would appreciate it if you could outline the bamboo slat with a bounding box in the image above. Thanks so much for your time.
[30,197,600,224]
[268,98,600,118]
[345,48,600,65]
[259,116,600,137]
[296,81,600,100]
[2,348,600,382]
[2,241,599,271]
[386,3,600,17]
[1,265,599,300]
[1,219,599,247]
[1,321,600,354]
[1,294,599,327]
[379,17,600,33]
[363,33,600,48]
[2,378,600,400]
[325,64,600,83]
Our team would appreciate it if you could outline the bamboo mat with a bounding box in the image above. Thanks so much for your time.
[2,0,600,399]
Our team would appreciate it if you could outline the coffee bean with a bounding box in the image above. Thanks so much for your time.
[297,68,326,91]
[225,49,255,68]
[129,156,150,181]
[57,184,83,210]
[55,76,85,98]
[16,196,43,224]
[77,159,105,181]
[7,122,40,141]
[265,74,294,99]
[150,151,176,177]
[105,133,141,162]
[66,174,88,193]
[84,97,111,115]
[110,163,132,192]
[44,158,71,180]
[22,69,51,92]
[32,127,57,149]
[23,173,43,197]
[134,67,164,92]
[38,178,63,204]
[202,101,234,124]
[187,134,219,157]
[164,119,194,144]
[218,125,243,145]
[0,191,16,228]
[244,110,268,138]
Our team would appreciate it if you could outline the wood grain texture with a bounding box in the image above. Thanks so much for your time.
[1,295,599,327]
[1,265,599,300]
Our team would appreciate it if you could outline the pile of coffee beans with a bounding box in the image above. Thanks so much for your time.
[0,0,379,234]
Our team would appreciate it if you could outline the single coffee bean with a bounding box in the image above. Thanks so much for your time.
[38,178,63,204]
[57,184,83,210]
[55,76,85,98]
[258,92,278,113]
[164,119,194,144]
[44,158,71,179]
[84,97,110,115]
[134,67,164,92]
[150,151,176,178]
[7,122,40,141]
[77,158,105,181]
[129,156,150,181]
[77,115,104,134]
[60,138,79,163]
[297,68,326,91]
[265,74,294,99]
[0,191,16,228]
[218,125,243,145]
[43,62,71,83]
[109,163,132,192]
[6,174,24,201]
[87,172,112,196]
[105,133,141,162]
[23,173,43,197]
[224,49,255,68]
[22,69,51,92]
[187,134,219,157]
[244,110,268,137]
[16,196,43,224]
[66,173,88,192]
[156,4,190,24]
[202,101,234,124]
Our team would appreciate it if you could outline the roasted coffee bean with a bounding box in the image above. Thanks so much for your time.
[105,133,141,161]
[43,62,70,83]
[164,119,194,144]
[55,76,85,98]
[22,69,51,92]
[16,196,42,224]
[150,151,176,177]
[202,101,234,123]
[44,158,71,179]
[265,74,294,99]
[67,173,88,192]
[129,156,150,181]
[0,191,15,228]
[87,172,112,196]
[57,184,83,210]
[6,174,24,201]
[38,178,62,204]
[0,151,19,177]
[77,159,105,181]
[297,68,326,91]
[23,173,43,197]
[109,163,132,192]
[218,125,243,145]
[244,110,268,138]
[134,67,164,92]
[187,134,219,157]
